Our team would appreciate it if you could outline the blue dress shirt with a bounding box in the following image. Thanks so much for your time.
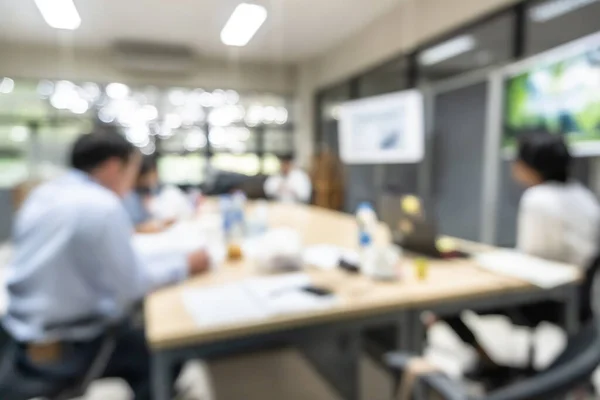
[3,170,188,343]
[122,191,152,226]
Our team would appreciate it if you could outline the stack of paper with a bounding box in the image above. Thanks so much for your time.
[181,273,337,329]
[303,245,358,270]
[181,283,269,328]
[244,273,336,314]
[133,227,226,269]
[475,250,579,289]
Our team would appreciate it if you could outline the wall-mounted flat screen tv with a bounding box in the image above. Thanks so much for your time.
[505,45,600,156]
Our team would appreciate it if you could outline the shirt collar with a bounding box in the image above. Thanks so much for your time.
[66,169,94,184]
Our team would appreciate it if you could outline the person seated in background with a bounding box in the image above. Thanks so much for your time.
[123,155,175,233]
[0,131,210,400]
[442,130,600,378]
[264,154,312,203]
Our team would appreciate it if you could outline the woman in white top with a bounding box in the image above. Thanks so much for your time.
[513,133,600,267]
[444,130,600,381]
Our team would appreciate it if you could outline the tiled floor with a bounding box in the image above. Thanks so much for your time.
[80,312,600,400]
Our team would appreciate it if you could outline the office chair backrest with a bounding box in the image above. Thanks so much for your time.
[580,253,600,323]
[485,320,600,400]
[46,332,116,400]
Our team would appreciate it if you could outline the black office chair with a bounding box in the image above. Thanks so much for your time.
[386,320,600,400]
[46,333,116,400]
[505,252,600,376]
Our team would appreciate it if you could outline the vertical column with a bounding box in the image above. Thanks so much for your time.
[480,71,504,245]
[418,86,435,207]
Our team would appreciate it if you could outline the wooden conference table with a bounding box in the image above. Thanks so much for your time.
[145,203,581,400]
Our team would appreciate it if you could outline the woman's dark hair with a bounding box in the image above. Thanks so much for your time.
[139,155,158,176]
[517,130,572,183]
[70,131,135,172]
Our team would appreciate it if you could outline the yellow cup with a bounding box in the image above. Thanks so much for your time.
[414,258,429,281]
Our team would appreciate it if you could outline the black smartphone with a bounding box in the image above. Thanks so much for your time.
[302,285,333,297]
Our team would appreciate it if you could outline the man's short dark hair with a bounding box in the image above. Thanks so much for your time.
[517,130,572,183]
[139,155,158,176]
[278,154,294,163]
[70,131,135,173]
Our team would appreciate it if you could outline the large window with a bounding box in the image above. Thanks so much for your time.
[158,154,206,185]
[0,78,96,187]
[0,77,294,186]
[416,12,516,82]
[525,0,600,55]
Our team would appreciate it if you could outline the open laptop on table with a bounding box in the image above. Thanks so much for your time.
[380,195,466,259]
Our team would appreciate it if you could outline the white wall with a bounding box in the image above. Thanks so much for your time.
[0,43,297,94]
[294,0,522,166]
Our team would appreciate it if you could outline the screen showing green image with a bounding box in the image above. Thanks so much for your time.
[505,47,600,153]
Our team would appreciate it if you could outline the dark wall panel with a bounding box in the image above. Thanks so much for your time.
[431,82,488,241]
[344,165,376,213]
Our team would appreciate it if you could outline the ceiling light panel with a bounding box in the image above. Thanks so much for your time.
[419,35,477,66]
[35,0,81,30]
[529,0,599,23]
[221,3,268,47]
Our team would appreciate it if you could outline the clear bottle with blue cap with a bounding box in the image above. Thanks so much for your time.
[356,202,377,275]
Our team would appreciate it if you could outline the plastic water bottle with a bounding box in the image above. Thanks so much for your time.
[220,195,234,239]
[230,191,247,241]
[248,200,269,236]
[221,193,246,260]
[356,202,377,275]
[356,202,377,245]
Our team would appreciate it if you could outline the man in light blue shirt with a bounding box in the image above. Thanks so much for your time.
[0,130,210,400]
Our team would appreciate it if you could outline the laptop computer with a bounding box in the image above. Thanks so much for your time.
[380,194,442,258]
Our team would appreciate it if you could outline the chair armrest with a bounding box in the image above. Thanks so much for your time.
[425,373,472,400]
[385,352,472,400]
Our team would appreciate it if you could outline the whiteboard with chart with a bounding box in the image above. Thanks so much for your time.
[338,89,424,164]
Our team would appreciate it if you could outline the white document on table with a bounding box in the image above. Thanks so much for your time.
[475,250,579,289]
[181,283,270,328]
[303,245,358,270]
[244,273,337,315]
[133,227,226,269]
[133,229,205,256]
[181,273,337,328]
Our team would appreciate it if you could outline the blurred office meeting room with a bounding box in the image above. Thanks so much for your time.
[3,0,600,399]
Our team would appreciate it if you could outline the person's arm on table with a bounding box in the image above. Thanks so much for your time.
[134,218,177,234]
[87,205,208,311]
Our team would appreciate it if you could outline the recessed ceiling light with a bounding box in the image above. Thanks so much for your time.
[221,3,267,47]
[34,0,81,30]
[419,35,477,66]
[529,0,598,23]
